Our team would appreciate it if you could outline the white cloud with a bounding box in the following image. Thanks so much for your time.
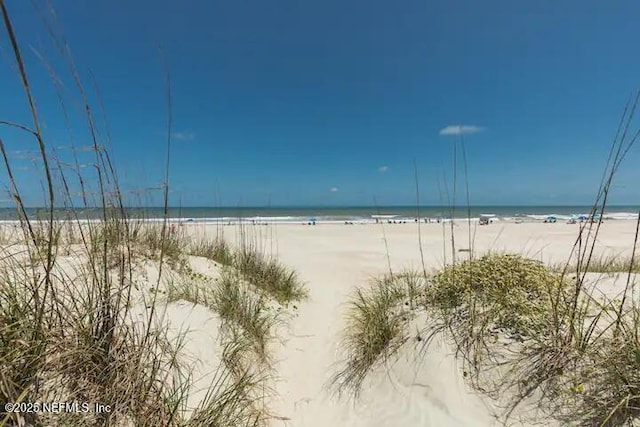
[172,131,195,141]
[439,125,484,136]
[330,187,339,192]
[378,165,389,173]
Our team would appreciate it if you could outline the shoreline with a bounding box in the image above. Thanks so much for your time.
[0,211,638,226]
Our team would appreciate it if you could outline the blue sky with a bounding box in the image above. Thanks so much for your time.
[1,0,640,207]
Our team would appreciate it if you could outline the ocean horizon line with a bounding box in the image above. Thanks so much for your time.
[6,204,640,210]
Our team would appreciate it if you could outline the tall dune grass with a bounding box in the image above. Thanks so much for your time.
[0,3,286,426]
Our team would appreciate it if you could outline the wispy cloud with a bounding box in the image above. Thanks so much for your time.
[172,131,195,141]
[439,125,484,136]
[330,187,339,192]
[378,165,389,173]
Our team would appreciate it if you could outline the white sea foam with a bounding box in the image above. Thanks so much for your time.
[604,212,639,220]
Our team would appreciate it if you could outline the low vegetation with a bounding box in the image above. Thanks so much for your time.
[333,250,640,425]
[186,235,307,305]
[553,253,640,275]
[188,236,235,266]
[330,272,421,395]
[212,269,278,365]
[234,247,307,304]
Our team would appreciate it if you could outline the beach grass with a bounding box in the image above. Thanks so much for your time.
[188,235,235,266]
[212,268,278,365]
[0,3,297,425]
[552,253,640,275]
[332,251,639,424]
[234,245,307,305]
[330,272,423,396]
[184,336,269,427]
[187,231,307,305]
[428,253,569,336]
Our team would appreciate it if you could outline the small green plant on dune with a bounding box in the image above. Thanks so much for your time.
[427,253,570,337]
[138,224,187,270]
[330,272,424,396]
[188,236,235,266]
[165,265,278,367]
[234,247,307,304]
[212,269,278,365]
[164,274,215,308]
[185,337,269,427]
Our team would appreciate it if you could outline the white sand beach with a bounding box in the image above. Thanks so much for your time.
[162,220,637,427]
[1,217,638,426]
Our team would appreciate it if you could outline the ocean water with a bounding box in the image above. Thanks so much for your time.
[1,206,638,224]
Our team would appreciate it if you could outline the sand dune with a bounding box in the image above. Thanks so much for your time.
[4,220,634,425]
[167,221,637,426]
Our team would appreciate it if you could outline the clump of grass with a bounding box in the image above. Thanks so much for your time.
[330,272,422,396]
[138,224,187,270]
[164,266,276,365]
[427,253,570,337]
[188,234,307,304]
[188,336,269,427]
[575,314,640,426]
[415,253,575,416]
[0,262,49,427]
[212,269,277,365]
[164,275,214,307]
[330,256,574,411]
[235,247,307,304]
[31,220,62,249]
[189,235,234,266]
